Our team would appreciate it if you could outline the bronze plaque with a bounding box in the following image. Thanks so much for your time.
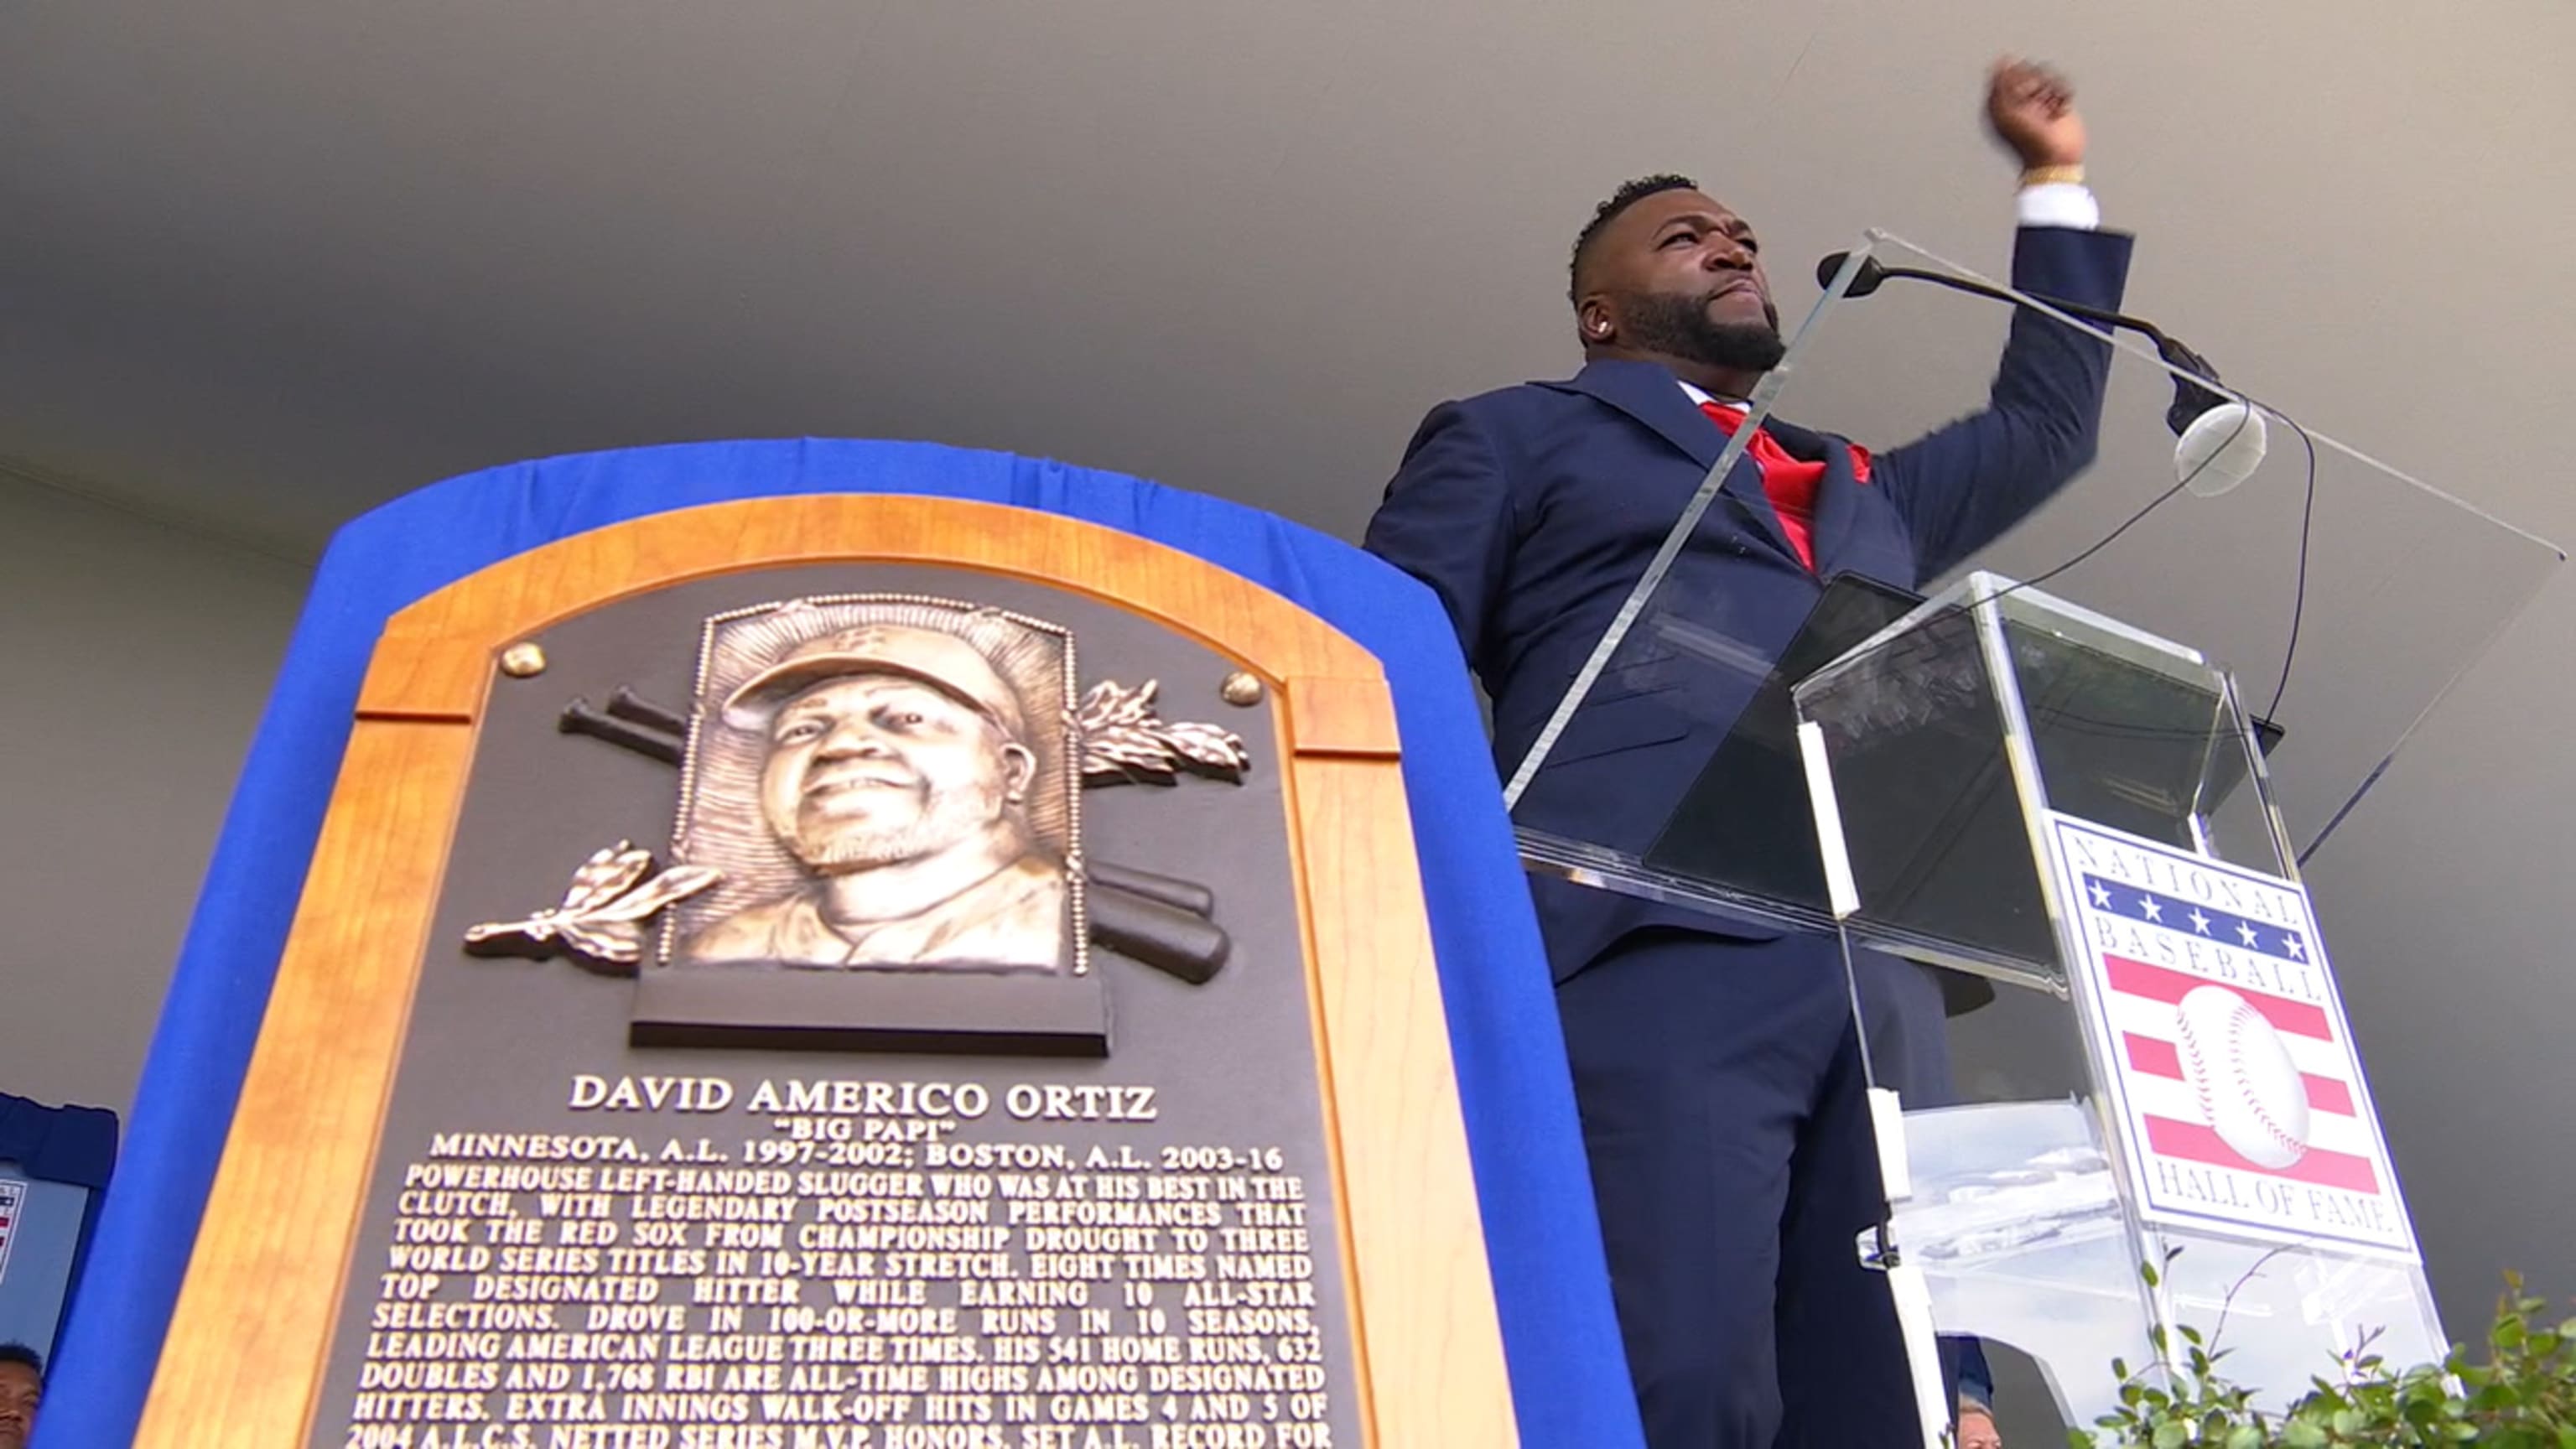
[320,565,1355,1449]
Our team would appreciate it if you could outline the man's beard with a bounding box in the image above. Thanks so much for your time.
[796,780,1015,872]
[1618,290,1785,374]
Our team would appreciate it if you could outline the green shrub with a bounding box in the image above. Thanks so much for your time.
[2078,1265,2575,1447]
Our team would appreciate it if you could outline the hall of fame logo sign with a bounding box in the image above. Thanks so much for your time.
[0,1177,22,1284]
[2047,815,2418,1259]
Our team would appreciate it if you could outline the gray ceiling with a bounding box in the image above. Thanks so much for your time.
[7,0,2576,1400]
[19,1,2567,563]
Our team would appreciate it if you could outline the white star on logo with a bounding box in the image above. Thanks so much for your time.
[2137,895,2163,923]
[2236,921,2259,947]
[2189,908,2211,935]
[2087,880,2112,908]
[2285,932,2308,961]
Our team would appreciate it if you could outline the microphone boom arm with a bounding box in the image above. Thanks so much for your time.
[1819,252,2229,434]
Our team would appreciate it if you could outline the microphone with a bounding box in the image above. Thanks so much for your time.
[1816,252,2237,443]
[2173,401,2269,498]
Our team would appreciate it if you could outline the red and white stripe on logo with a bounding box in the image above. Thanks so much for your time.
[2101,954,2379,1194]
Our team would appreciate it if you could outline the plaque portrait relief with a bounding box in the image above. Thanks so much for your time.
[669,595,1081,976]
[463,574,1256,1049]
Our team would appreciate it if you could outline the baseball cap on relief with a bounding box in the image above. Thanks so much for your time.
[722,623,1027,739]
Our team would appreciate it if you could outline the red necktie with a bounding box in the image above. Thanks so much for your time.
[1701,400,1824,571]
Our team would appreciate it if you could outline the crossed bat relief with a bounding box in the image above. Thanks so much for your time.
[466,682,1249,985]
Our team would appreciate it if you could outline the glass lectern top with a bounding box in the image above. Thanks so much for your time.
[1782,571,2288,991]
[1512,227,2561,940]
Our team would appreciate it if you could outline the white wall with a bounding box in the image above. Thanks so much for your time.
[0,474,307,1115]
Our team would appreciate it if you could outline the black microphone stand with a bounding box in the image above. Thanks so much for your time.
[1817,252,2229,435]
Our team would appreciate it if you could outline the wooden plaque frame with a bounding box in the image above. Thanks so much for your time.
[138,496,1516,1449]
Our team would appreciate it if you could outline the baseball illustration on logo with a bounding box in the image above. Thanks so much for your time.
[2174,984,2311,1171]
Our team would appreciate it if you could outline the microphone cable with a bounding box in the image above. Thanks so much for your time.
[1990,391,2320,728]
[1810,249,2324,727]
[1774,394,2328,854]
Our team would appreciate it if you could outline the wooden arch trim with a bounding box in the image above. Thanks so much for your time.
[138,495,1515,1449]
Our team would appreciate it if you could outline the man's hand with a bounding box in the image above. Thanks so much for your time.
[1955,1404,2003,1449]
[1987,56,2085,169]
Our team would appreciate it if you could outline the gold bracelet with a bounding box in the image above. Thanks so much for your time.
[2020,164,2086,188]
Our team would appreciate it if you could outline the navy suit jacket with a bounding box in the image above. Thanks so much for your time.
[1365,225,2135,979]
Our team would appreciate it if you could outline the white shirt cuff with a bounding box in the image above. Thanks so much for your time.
[2016,182,2100,231]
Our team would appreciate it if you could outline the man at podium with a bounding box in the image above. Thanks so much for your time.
[1365,58,2132,1449]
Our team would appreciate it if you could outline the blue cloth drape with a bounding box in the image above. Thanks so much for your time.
[37,439,1643,1449]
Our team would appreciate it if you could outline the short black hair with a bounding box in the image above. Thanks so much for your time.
[1570,173,1700,306]
[0,1341,39,1379]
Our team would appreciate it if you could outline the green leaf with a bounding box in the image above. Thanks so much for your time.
[2092,1260,2576,1446]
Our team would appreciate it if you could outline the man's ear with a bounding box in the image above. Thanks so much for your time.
[1000,742,1038,803]
[1579,298,1616,345]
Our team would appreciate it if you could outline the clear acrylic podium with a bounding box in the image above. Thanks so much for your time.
[1510,231,2564,1437]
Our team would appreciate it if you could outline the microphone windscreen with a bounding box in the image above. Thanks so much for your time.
[1815,252,1886,298]
[2174,402,2270,498]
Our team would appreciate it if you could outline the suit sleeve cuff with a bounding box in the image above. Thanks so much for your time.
[2016,182,2101,231]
